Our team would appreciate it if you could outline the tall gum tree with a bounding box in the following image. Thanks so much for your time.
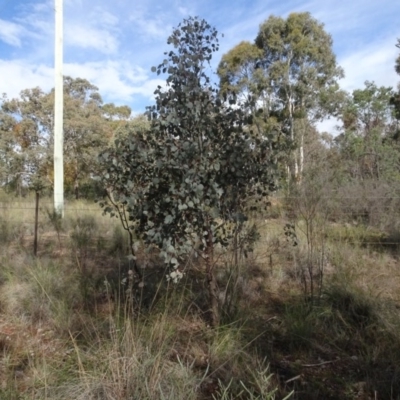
[62,77,113,199]
[99,17,279,326]
[390,39,400,123]
[0,106,23,190]
[0,77,125,197]
[218,12,344,182]
[1,88,52,192]
[336,82,398,181]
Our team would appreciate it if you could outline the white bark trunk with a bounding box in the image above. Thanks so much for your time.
[54,0,64,217]
[299,132,304,181]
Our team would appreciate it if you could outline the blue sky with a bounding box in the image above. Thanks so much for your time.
[0,0,399,133]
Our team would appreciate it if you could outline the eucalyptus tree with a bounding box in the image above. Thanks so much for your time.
[218,12,344,182]
[395,39,400,76]
[0,107,22,190]
[330,81,400,231]
[342,82,395,136]
[391,39,400,122]
[108,113,149,143]
[336,82,398,181]
[0,77,118,197]
[101,102,132,138]
[1,88,52,192]
[99,17,278,326]
[62,77,111,198]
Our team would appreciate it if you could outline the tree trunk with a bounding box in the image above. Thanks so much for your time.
[74,160,80,200]
[288,95,299,182]
[74,179,79,200]
[299,132,304,182]
[205,226,219,327]
[298,106,306,183]
[33,191,39,256]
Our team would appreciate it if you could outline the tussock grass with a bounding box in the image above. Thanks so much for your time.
[0,197,281,399]
[1,194,400,399]
[32,316,202,400]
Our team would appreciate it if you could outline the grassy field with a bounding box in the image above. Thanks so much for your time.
[0,193,400,399]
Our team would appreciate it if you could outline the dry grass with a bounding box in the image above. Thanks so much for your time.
[0,193,400,399]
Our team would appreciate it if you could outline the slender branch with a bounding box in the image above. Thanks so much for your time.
[106,189,142,278]
[301,359,338,368]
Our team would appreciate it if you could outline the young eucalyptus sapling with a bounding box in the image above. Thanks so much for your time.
[99,17,278,326]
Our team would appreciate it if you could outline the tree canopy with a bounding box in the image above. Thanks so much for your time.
[218,12,344,181]
[0,77,131,197]
[98,17,279,326]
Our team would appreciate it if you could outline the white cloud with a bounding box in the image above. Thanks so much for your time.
[316,117,340,135]
[177,6,190,16]
[9,1,121,55]
[64,0,82,6]
[131,16,171,40]
[0,57,165,107]
[0,19,25,47]
[128,6,174,41]
[65,25,119,54]
[30,0,52,13]
[1,0,398,129]
[13,1,53,41]
[64,61,165,103]
[303,0,398,35]
[63,5,120,54]
[316,36,399,136]
[339,37,398,92]
[90,8,119,27]
[0,60,54,99]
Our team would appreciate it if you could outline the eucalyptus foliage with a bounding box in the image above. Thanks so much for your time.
[218,13,344,181]
[98,17,279,324]
[0,77,121,197]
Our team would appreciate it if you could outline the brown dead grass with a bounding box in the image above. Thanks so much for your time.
[0,196,400,399]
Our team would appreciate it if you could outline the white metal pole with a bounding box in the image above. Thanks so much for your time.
[54,0,64,216]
